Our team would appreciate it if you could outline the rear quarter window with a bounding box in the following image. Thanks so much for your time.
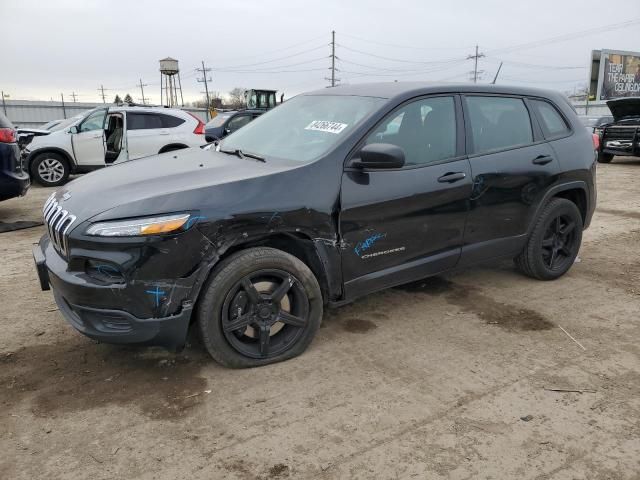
[530,99,570,138]
[127,113,163,130]
[160,114,185,128]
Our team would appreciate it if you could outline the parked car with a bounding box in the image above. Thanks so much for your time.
[204,109,266,142]
[33,83,596,367]
[596,97,640,163]
[24,105,207,186]
[577,114,613,132]
[0,112,30,201]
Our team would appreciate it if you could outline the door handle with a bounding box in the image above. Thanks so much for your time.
[92,134,102,138]
[437,172,466,183]
[159,130,170,135]
[532,155,553,165]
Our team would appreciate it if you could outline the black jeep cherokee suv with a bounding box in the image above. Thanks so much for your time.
[33,83,597,368]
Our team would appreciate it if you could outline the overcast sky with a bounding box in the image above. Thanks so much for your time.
[2,0,639,104]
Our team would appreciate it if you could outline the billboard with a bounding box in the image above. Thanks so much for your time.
[590,49,640,101]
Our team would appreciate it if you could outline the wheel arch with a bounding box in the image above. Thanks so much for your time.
[220,232,335,304]
[527,181,588,235]
[27,147,75,173]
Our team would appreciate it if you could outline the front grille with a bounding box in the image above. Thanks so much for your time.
[603,126,638,141]
[43,193,77,258]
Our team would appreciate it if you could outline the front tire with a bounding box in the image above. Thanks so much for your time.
[197,247,323,368]
[516,198,583,280]
[31,153,70,186]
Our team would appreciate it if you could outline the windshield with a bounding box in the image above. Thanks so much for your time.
[206,113,232,128]
[219,94,385,162]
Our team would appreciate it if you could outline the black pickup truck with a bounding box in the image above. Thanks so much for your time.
[597,98,640,163]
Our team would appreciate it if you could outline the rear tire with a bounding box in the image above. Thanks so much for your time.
[31,153,70,187]
[197,247,323,368]
[516,198,583,280]
[597,153,613,163]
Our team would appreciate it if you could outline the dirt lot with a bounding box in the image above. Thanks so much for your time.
[1,160,639,480]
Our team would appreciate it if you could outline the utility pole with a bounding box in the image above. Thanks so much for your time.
[196,61,212,121]
[467,45,485,83]
[325,30,339,87]
[1,91,7,116]
[98,84,107,103]
[138,78,148,104]
[60,93,67,119]
[70,92,78,102]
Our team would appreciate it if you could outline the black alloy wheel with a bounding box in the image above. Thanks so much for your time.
[221,270,309,359]
[541,215,577,272]
[516,198,583,280]
[197,247,322,368]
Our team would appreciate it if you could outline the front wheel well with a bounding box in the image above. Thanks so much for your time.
[218,234,330,304]
[552,188,587,224]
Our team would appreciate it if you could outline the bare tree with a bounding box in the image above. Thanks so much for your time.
[227,88,246,109]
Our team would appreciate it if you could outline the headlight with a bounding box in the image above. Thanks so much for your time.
[85,213,191,237]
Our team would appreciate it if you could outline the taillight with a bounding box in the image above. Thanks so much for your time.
[0,127,16,143]
[592,133,600,151]
[187,112,205,135]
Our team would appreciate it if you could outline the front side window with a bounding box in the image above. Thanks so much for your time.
[365,96,456,166]
[79,109,107,132]
[531,99,570,138]
[227,115,252,133]
[219,94,385,162]
[466,96,533,154]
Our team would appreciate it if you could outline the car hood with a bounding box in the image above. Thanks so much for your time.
[606,97,640,122]
[54,147,299,222]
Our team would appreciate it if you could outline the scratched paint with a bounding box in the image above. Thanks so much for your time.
[354,232,386,257]
[145,286,166,307]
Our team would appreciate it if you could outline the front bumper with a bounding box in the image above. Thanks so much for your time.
[33,238,200,350]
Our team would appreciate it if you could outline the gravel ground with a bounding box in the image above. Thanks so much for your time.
[1,159,639,479]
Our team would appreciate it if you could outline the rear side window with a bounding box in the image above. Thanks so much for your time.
[530,99,570,138]
[466,96,533,154]
[127,112,184,130]
[160,114,185,128]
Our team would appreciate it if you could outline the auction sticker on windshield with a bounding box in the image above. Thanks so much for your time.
[305,120,348,134]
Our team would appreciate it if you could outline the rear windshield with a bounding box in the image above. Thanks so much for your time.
[219,95,385,162]
[0,112,13,128]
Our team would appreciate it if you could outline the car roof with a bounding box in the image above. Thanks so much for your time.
[304,82,564,102]
[111,105,193,117]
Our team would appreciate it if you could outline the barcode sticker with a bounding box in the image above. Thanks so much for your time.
[304,120,348,134]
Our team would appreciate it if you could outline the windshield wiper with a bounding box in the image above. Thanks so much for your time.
[219,148,266,163]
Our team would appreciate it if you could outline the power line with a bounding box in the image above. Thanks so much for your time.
[339,32,474,51]
[486,18,640,55]
[336,44,466,65]
[216,57,326,73]
[213,34,328,63]
[214,44,327,70]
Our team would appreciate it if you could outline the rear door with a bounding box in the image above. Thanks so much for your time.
[459,94,559,265]
[71,108,108,166]
[339,95,472,298]
[125,112,166,159]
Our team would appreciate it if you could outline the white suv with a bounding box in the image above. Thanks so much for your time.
[25,105,207,186]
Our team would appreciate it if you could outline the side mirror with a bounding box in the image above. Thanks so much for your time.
[224,128,231,135]
[69,125,79,134]
[350,143,405,169]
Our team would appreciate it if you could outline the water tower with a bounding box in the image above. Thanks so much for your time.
[159,57,184,107]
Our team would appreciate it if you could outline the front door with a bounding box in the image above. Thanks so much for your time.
[71,108,107,167]
[339,95,472,299]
